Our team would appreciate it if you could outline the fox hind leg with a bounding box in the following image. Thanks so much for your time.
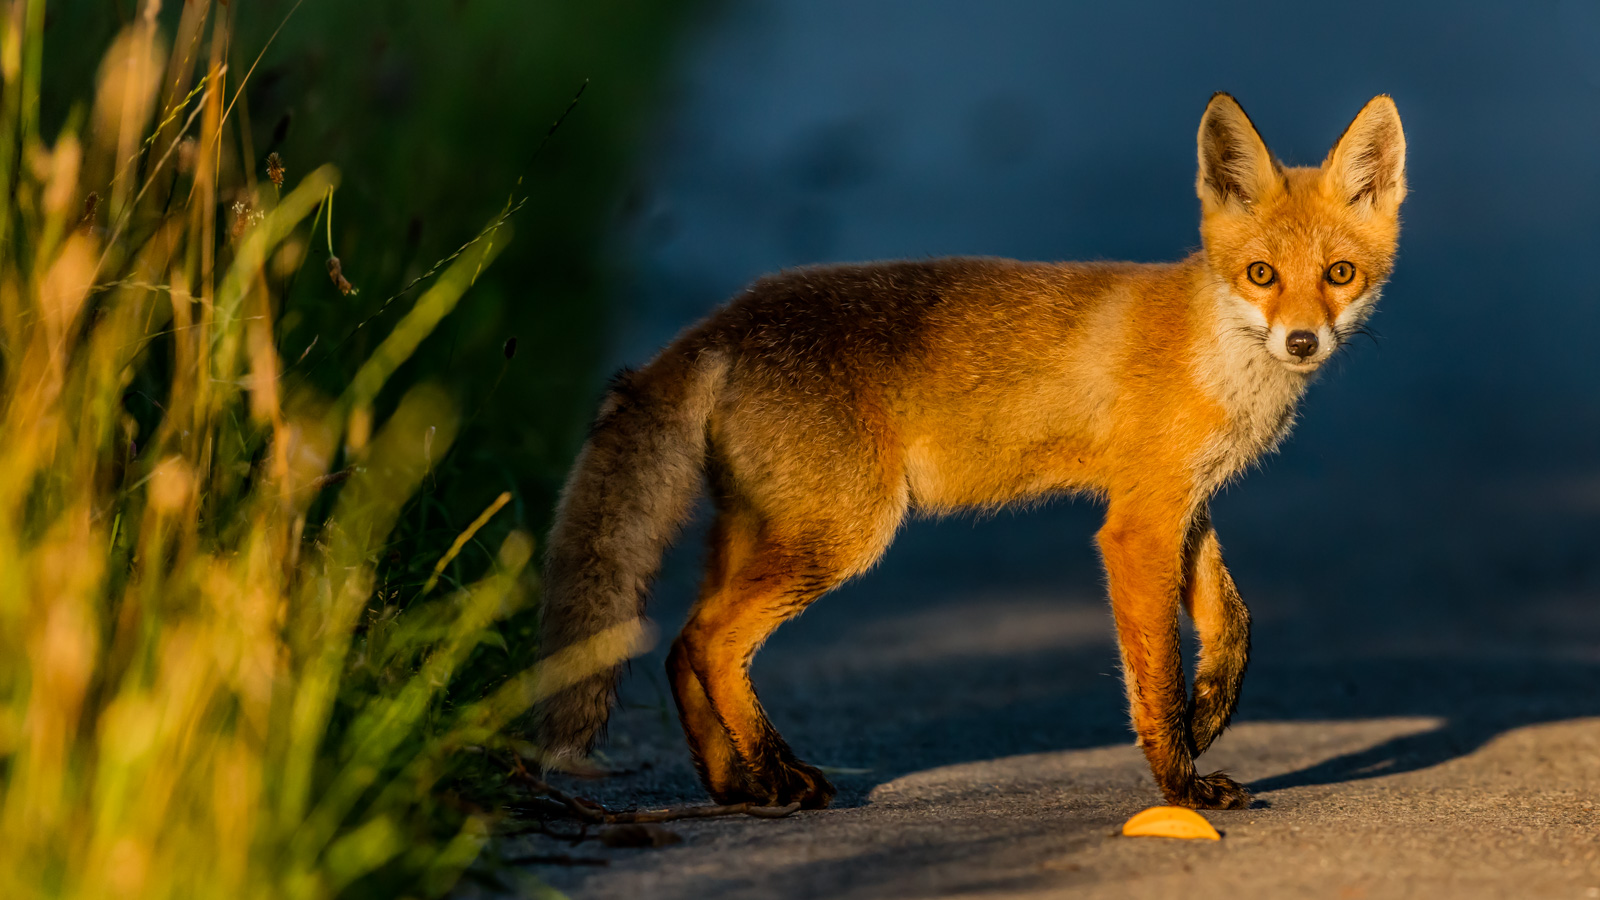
[666,638,745,797]
[676,528,845,809]
[667,512,745,799]
[672,500,901,808]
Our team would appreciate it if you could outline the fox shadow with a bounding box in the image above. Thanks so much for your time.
[757,644,1600,809]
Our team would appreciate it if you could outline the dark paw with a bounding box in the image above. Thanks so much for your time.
[770,757,836,809]
[1167,771,1250,810]
[711,756,836,809]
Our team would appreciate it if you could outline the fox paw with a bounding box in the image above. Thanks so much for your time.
[1166,771,1250,810]
[714,756,836,809]
[769,757,837,809]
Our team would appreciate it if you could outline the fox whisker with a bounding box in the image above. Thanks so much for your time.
[1334,323,1383,352]
[1234,324,1270,343]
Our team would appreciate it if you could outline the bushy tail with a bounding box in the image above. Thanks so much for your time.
[536,347,724,766]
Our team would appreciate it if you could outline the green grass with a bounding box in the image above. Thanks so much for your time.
[0,5,648,898]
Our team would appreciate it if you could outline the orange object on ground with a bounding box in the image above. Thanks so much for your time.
[1121,806,1222,840]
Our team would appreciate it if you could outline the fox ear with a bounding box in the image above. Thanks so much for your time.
[1197,92,1283,213]
[1324,95,1406,214]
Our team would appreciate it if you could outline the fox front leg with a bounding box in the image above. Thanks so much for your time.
[1098,500,1250,810]
[1181,511,1251,756]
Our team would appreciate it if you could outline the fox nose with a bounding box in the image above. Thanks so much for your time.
[1286,330,1319,359]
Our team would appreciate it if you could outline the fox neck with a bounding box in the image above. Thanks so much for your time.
[1189,271,1314,488]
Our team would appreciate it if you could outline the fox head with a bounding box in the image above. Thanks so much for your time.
[1196,93,1406,372]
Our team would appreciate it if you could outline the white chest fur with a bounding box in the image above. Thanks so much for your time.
[1190,289,1312,492]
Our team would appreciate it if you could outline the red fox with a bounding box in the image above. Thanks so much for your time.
[538,93,1406,810]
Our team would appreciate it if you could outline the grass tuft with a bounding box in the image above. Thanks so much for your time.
[0,4,643,898]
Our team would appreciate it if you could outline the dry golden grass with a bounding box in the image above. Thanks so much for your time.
[0,4,643,897]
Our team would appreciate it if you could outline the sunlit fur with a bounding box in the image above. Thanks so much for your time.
[538,93,1406,811]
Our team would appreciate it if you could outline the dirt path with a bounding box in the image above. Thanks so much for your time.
[474,482,1600,898]
[516,719,1597,899]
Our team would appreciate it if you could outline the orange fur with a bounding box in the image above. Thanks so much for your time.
[538,93,1406,810]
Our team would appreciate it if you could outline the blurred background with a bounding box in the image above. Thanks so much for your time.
[45,0,694,549]
[39,0,1600,800]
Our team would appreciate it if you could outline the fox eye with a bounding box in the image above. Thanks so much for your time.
[1247,262,1275,286]
[1326,261,1356,285]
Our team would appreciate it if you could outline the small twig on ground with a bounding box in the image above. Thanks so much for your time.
[498,820,592,844]
[604,802,801,824]
[505,756,802,825]
[508,758,605,823]
[499,853,609,867]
